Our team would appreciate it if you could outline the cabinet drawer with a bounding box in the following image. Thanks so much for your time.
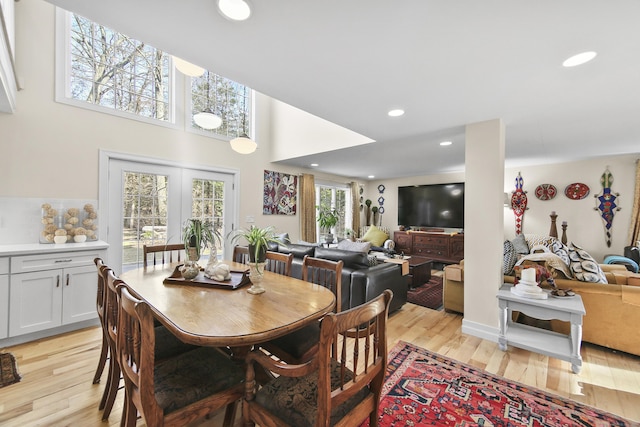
[413,235,448,246]
[0,257,8,274]
[11,251,104,274]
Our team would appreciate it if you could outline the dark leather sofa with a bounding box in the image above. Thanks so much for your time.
[273,244,407,313]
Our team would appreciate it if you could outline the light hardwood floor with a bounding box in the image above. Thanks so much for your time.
[1,302,639,426]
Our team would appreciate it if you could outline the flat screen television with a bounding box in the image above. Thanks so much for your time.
[397,183,464,229]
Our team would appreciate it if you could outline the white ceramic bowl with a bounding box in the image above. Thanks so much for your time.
[54,236,67,244]
[74,235,87,243]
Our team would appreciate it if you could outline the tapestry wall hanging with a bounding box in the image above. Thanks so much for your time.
[594,167,621,247]
[263,170,298,215]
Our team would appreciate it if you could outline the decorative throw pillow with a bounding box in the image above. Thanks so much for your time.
[524,234,554,250]
[548,238,570,266]
[361,225,389,247]
[336,239,372,253]
[367,255,379,266]
[567,243,608,283]
[503,240,517,275]
[515,252,573,280]
[511,234,530,254]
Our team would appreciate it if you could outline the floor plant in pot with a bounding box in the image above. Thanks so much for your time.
[228,225,280,294]
[317,206,339,243]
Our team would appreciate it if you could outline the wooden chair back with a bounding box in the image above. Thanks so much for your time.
[101,266,123,420]
[265,251,293,276]
[117,284,244,427]
[232,245,250,264]
[301,255,343,312]
[92,258,109,386]
[244,290,393,427]
[143,243,185,267]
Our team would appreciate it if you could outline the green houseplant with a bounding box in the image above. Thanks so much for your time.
[228,225,280,263]
[317,206,339,243]
[182,218,222,262]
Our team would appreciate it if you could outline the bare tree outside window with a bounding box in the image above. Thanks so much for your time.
[69,15,170,120]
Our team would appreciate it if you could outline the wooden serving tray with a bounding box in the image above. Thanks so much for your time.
[164,264,251,290]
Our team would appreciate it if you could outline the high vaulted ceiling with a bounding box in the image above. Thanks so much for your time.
[45,0,640,180]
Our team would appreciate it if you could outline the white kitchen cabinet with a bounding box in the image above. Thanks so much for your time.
[8,249,106,337]
[0,257,9,339]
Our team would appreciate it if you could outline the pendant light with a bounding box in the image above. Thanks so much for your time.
[230,87,256,154]
[193,71,223,130]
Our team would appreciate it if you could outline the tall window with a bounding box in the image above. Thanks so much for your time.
[191,72,252,137]
[316,183,352,240]
[69,15,170,120]
[58,10,252,138]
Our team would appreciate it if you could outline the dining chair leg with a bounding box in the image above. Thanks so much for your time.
[98,355,114,410]
[101,361,121,420]
[222,401,239,427]
[122,389,137,427]
[92,332,109,384]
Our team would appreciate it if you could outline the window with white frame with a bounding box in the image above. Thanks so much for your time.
[316,182,352,241]
[57,10,252,138]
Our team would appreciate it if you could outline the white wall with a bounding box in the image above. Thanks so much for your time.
[0,0,349,245]
[365,153,637,262]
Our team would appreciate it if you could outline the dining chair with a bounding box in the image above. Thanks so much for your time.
[100,267,197,421]
[232,245,250,264]
[264,251,293,276]
[117,284,245,427]
[92,258,109,386]
[244,289,393,427]
[260,255,343,364]
[143,243,185,267]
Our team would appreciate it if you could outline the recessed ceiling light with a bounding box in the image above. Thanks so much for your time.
[368,175,375,179]
[388,109,404,117]
[218,0,251,21]
[310,163,319,167]
[562,51,597,67]
[440,141,452,146]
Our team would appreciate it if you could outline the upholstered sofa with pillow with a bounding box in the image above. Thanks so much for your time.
[272,242,407,313]
[443,234,640,356]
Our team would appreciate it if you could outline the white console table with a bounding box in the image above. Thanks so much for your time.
[496,284,585,374]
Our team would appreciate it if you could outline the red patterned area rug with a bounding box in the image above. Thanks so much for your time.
[362,342,636,427]
[407,276,443,310]
[0,353,20,388]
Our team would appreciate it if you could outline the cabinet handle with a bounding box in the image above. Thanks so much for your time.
[55,259,73,263]
[56,275,60,287]
[66,274,70,286]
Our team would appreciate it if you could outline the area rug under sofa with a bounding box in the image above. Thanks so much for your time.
[362,341,636,426]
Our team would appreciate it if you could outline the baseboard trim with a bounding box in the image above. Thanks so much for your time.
[461,318,499,343]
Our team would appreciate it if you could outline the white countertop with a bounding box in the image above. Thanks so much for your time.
[0,240,109,256]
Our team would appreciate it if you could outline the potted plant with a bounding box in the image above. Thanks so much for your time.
[364,199,372,226]
[228,225,280,263]
[182,218,222,263]
[317,206,339,243]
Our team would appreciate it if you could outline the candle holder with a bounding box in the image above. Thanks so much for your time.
[561,221,568,245]
[549,212,558,238]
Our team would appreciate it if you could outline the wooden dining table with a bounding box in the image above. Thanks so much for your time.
[119,261,336,349]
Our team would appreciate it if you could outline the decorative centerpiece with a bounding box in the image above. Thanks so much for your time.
[511,267,548,299]
[181,218,221,279]
[228,225,280,294]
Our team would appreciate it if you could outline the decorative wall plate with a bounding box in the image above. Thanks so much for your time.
[564,183,590,200]
[534,184,557,201]
[378,184,385,193]
[378,196,384,205]
[379,207,385,214]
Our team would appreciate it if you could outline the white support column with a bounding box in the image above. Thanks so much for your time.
[461,119,505,340]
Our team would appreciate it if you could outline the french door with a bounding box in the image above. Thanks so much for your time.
[103,155,236,274]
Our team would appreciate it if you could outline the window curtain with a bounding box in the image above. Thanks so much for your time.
[350,181,361,237]
[299,174,317,243]
[629,159,640,246]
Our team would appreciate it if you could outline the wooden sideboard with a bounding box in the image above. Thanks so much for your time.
[394,231,464,264]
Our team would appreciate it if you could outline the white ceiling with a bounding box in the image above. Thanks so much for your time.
[45,0,640,180]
